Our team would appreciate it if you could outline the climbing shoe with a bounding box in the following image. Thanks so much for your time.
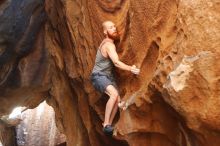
[103,125,113,136]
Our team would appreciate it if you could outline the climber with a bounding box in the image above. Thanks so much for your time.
[90,20,140,135]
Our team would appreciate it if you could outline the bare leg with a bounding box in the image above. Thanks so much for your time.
[103,85,119,127]
[109,97,119,125]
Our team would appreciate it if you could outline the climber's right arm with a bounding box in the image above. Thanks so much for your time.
[106,43,140,74]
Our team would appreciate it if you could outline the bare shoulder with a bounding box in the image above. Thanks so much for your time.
[104,42,116,51]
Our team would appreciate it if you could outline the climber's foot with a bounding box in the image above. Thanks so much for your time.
[118,101,125,108]
[118,101,128,110]
[103,125,113,136]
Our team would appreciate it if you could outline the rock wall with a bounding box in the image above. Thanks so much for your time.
[0,0,220,146]
[16,101,66,146]
[0,121,16,146]
[0,0,49,116]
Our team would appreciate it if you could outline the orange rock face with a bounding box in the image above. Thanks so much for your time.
[0,0,220,146]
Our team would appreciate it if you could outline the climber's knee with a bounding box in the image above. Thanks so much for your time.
[105,85,119,101]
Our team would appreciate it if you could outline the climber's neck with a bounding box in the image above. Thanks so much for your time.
[104,37,114,43]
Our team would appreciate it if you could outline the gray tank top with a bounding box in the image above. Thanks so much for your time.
[92,41,114,76]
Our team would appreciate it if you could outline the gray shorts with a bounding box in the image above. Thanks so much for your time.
[90,72,117,93]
